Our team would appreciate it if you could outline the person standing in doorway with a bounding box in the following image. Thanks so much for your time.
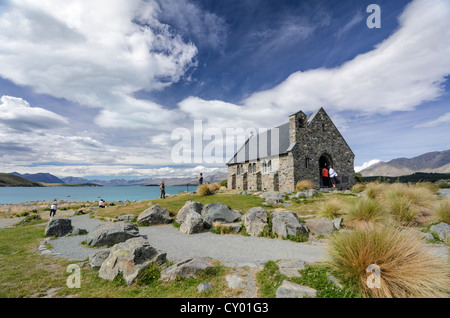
[322,166,329,188]
[50,203,57,218]
[160,180,166,199]
[329,166,338,188]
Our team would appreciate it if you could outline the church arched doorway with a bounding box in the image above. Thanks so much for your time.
[319,154,333,188]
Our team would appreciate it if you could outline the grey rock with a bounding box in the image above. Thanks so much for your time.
[265,197,281,205]
[86,222,140,246]
[277,259,307,278]
[201,203,241,228]
[197,282,213,292]
[430,222,450,241]
[117,214,135,222]
[89,248,111,269]
[137,205,173,225]
[243,208,269,237]
[70,227,87,235]
[305,218,336,236]
[160,257,214,281]
[261,191,285,200]
[418,232,434,241]
[327,274,343,289]
[332,218,343,230]
[271,211,308,238]
[276,280,317,298]
[226,275,245,289]
[176,201,203,224]
[179,211,204,234]
[98,237,166,285]
[45,218,72,237]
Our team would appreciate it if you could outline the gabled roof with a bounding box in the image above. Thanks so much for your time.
[226,122,291,165]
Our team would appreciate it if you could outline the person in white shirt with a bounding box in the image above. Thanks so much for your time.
[50,203,57,217]
[329,167,338,188]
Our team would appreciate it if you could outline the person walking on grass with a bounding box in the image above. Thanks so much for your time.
[50,203,57,218]
[160,180,166,199]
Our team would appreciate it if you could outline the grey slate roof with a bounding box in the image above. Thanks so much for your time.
[227,122,291,165]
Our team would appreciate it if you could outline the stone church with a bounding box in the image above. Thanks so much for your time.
[226,107,355,192]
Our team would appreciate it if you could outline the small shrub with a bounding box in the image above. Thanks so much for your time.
[351,183,366,194]
[345,197,389,225]
[210,221,233,234]
[318,198,347,219]
[197,184,213,196]
[365,182,385,200]
[136,264,161,287]
[434,198,450,224]
[296,180,315,192]
[326,226,450,298]
[208,183,221,192]
[220,180,228,187]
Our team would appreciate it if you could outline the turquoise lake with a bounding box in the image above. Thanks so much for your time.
[0,185,198,204]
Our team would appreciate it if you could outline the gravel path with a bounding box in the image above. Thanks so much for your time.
[49,215,328,267]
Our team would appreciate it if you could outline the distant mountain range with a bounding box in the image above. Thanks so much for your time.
[2,171,227,187]
[360,149,450,177]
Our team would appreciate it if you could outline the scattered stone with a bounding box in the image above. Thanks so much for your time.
[271,211,308,239]
[117,214,135,222]
[261,191,285,200]
[89,248,111,269]
[45,218,72,237]
[98,237,166,285]
[305,218,336,236]
[418,232,434,241]
[160,257,214,281]
[176,201,203,224]
[430,222,450,241]
[264,197,281,205]
[332,218,343,230]
[179,211,204,234]
[277,259,307,278]
[197,282,213,292]
[243,207,268,237]
[276,280,317,298]
[86,222,140,246]
[296,189,318,199]
[73,210,86,215]
[201,203,241,228]
[327,274,343,289]
[226,275,245,289]
[70,227,87,235]
[137,205,173,225]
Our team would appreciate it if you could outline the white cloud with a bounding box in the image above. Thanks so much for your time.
[0,0,198,129]
[354,159,382,173]
[0,95,68,131]
[179,0,450,128]
[414,112,450,128]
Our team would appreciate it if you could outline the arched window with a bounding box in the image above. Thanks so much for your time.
[268,160,272,172]
[253,163,256,173]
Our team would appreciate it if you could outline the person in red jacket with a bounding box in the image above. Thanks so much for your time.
[322,166,329,188]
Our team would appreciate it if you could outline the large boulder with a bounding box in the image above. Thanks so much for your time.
[305,218,336,236]
[176,201,203,224]
[243,207,268,237]
[45,218,72,237]
[98,237,166,285]
[137,205,173,225]
[160,257,214,281]
[179,210,204,234]
[272,211,308,238]
[276,280,317,298]
[201,203,241,228]
[261,191,285,200]
[86,222,140,246]
[89,248,111,269]
[430,222,450,241]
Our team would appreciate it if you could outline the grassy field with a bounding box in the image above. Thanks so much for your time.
[0,182,449,298]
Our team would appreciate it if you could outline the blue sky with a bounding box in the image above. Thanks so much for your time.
[0,0,449,179]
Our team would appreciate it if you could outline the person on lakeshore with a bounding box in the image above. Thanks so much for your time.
[197,173,203,185]
[322,166,329,188]
[160,180,166,199]
[98,199,105,208]
[329,166,338,188]
[50,203,57,218]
